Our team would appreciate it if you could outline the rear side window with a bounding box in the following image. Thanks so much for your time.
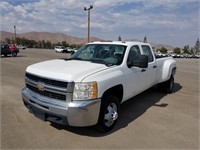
[141,45,154,62]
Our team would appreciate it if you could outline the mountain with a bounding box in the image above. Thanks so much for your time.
[0,31,174,50]
[150,42,174,51]
[1,31,14,40]
[0,31,101,45]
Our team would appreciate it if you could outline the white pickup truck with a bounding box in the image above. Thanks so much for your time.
[22,41,176,132]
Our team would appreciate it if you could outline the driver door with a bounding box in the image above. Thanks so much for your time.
[124,45,145,100]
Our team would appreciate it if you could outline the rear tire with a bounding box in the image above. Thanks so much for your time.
[96,95,120,133]
[157,75,174,94]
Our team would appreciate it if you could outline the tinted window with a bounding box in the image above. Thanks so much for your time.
[141,45,154,62]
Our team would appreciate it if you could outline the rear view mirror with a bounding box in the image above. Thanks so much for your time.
[136,55,148,68]
[128,55,148,68]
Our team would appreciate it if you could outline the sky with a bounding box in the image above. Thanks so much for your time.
[0,0,199,47]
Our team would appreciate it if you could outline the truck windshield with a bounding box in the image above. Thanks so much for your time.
[69,44,127,66]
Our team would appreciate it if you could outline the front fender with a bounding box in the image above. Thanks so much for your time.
[81,66,125,99]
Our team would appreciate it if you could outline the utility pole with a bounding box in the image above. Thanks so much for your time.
[14,25,16,43]
[84,5,93,43]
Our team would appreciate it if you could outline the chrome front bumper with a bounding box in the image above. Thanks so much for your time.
[22,87,101,127]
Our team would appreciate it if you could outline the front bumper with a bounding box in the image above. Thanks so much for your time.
[22,87,101,127]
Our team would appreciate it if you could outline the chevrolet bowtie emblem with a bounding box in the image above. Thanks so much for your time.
[36,82,45,91]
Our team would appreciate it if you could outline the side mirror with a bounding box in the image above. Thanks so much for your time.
[127,60,133,68]
[127,55,148,68]
[136,55,148,68]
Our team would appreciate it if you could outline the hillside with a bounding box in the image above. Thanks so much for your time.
[0,31,101,45]
[0,31,174,50]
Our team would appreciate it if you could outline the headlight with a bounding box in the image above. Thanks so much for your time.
[73,82,98,100]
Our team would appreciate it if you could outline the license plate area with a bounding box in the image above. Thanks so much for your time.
[32,107,46,121]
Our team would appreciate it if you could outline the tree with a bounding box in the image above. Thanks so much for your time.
[15,37,21,45]
[57,42,61,46]
[173,47,181,54]
[5,38,11,44]
[118,35,122,41]
[143,35,147,43]
[182,45,190,54]
[190,47,194,54]
[42,40,46,48]
[31,40,37,48]
[159,47,168,54]
[21,37,27,45]
[194,38,199,54]
[37,41,42,48]
[61,41,69,47]
[46,40,52,48]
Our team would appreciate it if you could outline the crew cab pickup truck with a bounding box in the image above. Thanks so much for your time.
[22,41,176,132]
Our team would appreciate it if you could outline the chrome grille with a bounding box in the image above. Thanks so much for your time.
[26,84,66,101]
[25,73,68,101]
[26,73,68,88]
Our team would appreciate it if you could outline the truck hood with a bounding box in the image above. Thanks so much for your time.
[26,59,110,82]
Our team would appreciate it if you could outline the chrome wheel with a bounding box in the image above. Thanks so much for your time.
[96,95,120,133]
[104,103,118,127]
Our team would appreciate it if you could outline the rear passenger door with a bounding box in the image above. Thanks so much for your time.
[141,45,157,89]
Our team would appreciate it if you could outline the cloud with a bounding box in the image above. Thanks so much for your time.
[0,0,199,47]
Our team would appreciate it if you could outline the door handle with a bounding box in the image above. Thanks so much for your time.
[153,66,157,69]
[141,69,146,72]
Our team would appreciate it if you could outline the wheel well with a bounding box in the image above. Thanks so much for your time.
[102,85,123,103]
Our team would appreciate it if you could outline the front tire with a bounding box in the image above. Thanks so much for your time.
[96,95,120,133]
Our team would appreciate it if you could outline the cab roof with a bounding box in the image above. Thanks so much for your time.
[89,41,150,46]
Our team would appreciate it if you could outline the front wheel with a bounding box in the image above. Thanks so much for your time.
[96,95,120,133]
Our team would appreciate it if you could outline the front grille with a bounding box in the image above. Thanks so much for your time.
[26,73,68,88]
[26,84,66,101]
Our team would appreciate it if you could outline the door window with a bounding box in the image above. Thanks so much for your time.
[127,45,141,63]
[141,45,154,62]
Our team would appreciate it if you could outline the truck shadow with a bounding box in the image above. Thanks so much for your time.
[113,82,182,132]
[50,82,182,136]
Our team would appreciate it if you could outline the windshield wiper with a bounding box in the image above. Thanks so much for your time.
[105,63,114,67]
[65,58,72,61]
[65,57,83,61]
[89,59,114,67]
[65,58,114,67]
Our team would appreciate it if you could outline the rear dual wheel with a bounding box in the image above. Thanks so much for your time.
[157,75,174,94]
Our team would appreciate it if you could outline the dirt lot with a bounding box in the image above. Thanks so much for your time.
[0,49,199,149]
